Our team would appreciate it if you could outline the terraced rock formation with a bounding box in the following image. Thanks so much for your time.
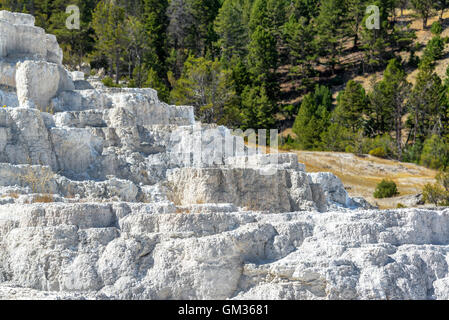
[1,11,448,300]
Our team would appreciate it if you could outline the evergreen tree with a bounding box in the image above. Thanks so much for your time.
[321,123,359,152]
[345,0,368,49]
[143,0,169,79]
[292,85,332,150]
[290,0,320,21]
[167,0,196,51]
[409,67,446,143]
[431,21,443,35]
[125,15,148,86]
[145,68,170,102]
[190,0,221,55]
[360,0,395,70]
[92,0,127,84]
[240,85,276,129]
[334,80,369,132]
[229,55,251,96]
[411,0,434,29]
[167,0,220,56]
[283,15,317,90]
[247,25,279,100]
[170,56,237,124]
[249,0,287,35]
[436,0,449,20]
[214,0,249,62]
[316,0,345,73]
[420,35,445,69]
[420,135,449,169]
[369,59,411,158]
[397,0,409,17]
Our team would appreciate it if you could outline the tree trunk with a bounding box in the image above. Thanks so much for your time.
[115,52,120,85]
[353,32,359,50]
[412,110,417,145]
[109,59,113,78]
[396,111,402,161]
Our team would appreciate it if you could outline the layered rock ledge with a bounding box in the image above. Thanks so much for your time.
[1,204,449,300]
[1,10,448,300]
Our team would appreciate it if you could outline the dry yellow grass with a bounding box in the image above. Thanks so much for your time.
[248,140,437,209]
[1,192,19,199]
[32,194,54,203]
[295,151,436,209]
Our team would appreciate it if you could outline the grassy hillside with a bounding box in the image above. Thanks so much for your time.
[296,151,436,209]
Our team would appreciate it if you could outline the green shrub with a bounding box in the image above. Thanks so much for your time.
[374,179,399,199]
[102,76,121,88]
[361,134,397,158]
[420,135,449,170]
[431,21,443,36]
[369,147,387,158]
[436,171,449,193]
[402,141,423,164]
[397,203,406,208]
[280,135,301,150]
[422,183,448,206]
[345,145,355,153]
[408,43,420,67]
[422,171,449,206]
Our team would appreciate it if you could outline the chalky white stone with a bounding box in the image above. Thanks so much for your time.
[0,11,445,300]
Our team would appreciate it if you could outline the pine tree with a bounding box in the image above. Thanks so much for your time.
[144,68,169,102]
[247,25,279,100]
[397,0,409,17]
[92,0,127,84]
[315,0,345,73]
[229,55,251,96]
[411,0,434,29]
[369,59,411,158]
[345,0,368,49]
[169,56,236,124]
[249,0,287,35]
[167,0,221,56]
[292,85,332,150]
[420,35,445,69]
[360,0,395,70]
[167,0,196,51]
[436,0,449,20]
[143,0,169,79]
[214,0,249,62]
[290,0,320,21]
[190,0,221,55]
[240,85,276,129]
[409,68,446,143]
[420,135,449,169]
[283,15,317,88]
[334,80,369,132]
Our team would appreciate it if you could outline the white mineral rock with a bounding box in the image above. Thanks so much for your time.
[0,10,442,300]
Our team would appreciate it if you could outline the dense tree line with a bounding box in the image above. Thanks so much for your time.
[293,20,449,169]
[1,0,449,170]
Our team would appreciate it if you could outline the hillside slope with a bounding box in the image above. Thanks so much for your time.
[295,151,436,209]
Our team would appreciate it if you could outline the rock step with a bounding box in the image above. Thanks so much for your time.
[51,89,194,126]
[0,202,178,231]
[166,167,324,213]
